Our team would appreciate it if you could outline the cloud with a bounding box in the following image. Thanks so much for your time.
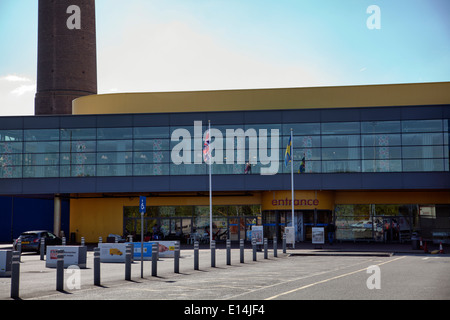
[0,74,35,116]
[0,75,32,82]
[11,84,36,96]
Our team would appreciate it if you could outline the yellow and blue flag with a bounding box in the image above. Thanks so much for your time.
[284,136,292,167]
[298,156,306,173]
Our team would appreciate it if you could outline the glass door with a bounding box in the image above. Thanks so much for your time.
[373,216,401,243]
[228,217,240,241]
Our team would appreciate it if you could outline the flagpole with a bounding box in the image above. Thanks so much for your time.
[208,120,213,247]
[290,128,295,249]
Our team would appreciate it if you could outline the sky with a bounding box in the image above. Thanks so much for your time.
[0,0,449,116]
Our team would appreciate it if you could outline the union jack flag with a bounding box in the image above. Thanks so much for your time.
[203,129,211,163]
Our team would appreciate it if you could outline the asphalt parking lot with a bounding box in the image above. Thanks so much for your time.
[1,244,449,303]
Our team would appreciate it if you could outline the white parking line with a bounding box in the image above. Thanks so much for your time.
[265,256,406,300]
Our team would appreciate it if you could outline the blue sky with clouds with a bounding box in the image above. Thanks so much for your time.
[0,0,449,116]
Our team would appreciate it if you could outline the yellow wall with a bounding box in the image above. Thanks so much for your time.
[73,82,450,115]
[70,192,262,243]
[70,190,450,242]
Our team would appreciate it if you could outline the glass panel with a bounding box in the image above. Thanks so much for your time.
[361,121,401,133]
[282,123,320,136]
[23,153,59,166]
[170,163,206,175]
[134,151,169,164]
[322,148,360,160]
[402,120,442,133]
[362,134,401,146]
[321,122,360,134]
[134,139,170,151]
[402,133,443,145]
[0,142,22,153]
[133,164,169,176]
[60,165,96,177]
[97,152,132,164]
[23,166,59,178]
[0,166,22,178]
[322,135,360,147]
[0,130,23,141]
[60,128,96,140]
[97,127,133,140]
[60,141,97,153]
[335,205,372,240]
[134,127,169,139]
[362,160,402,172]
[322,160,360,173]
[24,141,59,153]
[24,129,59,141]
[97,140,133,152]
[402,146,444,159]
[402,159,444,172]
[362,147,402,160]
[96,164,132,176]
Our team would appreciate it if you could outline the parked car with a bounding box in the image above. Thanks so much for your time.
[13,230,62,254]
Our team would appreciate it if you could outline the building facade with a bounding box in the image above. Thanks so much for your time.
[1,83,449,244]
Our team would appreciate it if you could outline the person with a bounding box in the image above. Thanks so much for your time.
[244,162,251,174]
[326,222,336,245]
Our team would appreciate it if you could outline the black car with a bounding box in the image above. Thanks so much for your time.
[13,230,62,254]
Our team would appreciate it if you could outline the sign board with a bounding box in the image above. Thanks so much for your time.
[0,250,12,277]
[99,243,129,263]
[251,226,263,245]
[46,246,87,269]
[285,227,295,244]
[312,227,325,244]
[139,196,146,214]
[129,241,177,259]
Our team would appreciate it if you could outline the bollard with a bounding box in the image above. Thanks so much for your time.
[17,239,21,262]
[40,237,45,261]
[152,243,158,277]
[283,233,286,253]
[210,240,216,268]
[62,237,66,246]
[194,241,199,270]
[252,239,257,261]
[240,239,244,263]
[56,250,64,292]
[125,245,132,281]
[10,251,20,299]
[81,237,85,247]
[115,237,118,244]
[273,237,278,257]
[174,242,180,273]
[264,238,268,259]
[226,239,231,265]
[98,236,102,244]
[94,247,101,286]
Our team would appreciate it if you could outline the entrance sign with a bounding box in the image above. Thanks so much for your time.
[285,227,295,244]
[312,227,325,244]
[46,246,87,268]
[251,226,263,245]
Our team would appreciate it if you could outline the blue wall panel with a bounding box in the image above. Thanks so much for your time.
[0,197,69,243]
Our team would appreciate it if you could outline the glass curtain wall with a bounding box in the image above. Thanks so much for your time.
[0,119,448,179]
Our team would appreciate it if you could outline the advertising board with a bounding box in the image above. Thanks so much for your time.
[312,227,325,244]
[46,246,87,268]
[0,250,12,277]
[129,241,177,259]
